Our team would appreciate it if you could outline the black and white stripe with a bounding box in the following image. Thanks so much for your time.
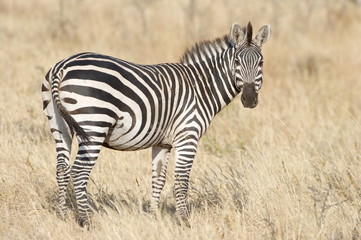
[42,22,271,226]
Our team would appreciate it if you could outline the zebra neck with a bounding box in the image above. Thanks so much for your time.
[190,48,240,120]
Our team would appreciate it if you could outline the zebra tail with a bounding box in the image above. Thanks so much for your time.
[49,71,90,142]
[58,105,91,142]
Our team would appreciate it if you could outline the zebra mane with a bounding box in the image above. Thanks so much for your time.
[180,35,230,64]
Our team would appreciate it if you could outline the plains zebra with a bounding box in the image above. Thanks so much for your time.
[42,22,271,226]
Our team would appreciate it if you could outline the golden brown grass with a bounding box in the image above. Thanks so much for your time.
[1,0,361,239]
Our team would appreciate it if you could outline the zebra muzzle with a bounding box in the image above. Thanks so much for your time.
[241,82,258,108]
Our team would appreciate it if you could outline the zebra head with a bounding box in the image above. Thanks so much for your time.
[230,22,271,108]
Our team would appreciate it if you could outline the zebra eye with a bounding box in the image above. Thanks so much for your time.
[235,59,241,66]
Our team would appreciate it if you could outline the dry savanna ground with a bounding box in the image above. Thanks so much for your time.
[0,0,361,239]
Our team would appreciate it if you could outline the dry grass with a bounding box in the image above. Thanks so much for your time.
[1,0,361,239]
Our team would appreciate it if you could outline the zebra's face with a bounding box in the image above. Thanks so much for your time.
[234,47,263,108]
[230,22,271,108]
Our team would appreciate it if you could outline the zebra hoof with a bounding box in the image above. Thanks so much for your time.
[57,209,69,221]
[176,217,191,228]
[78,217,92,230]
[150,206,161,219]
[150,210,160,220]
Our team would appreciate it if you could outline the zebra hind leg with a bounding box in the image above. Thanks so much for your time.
[51,127,73,219]
[43,81,74,218]
[71,137,105,228]
[151,145,171,214]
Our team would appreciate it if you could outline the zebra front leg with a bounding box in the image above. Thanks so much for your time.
[71,138,103,228]
[151,145,171,213]
[174,140,197,226]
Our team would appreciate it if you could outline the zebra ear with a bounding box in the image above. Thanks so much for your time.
[230,23,245,47]
[255,24,271,46]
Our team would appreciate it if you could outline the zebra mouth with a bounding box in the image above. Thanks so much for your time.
[241,82,258,108]
[241,95,258,108]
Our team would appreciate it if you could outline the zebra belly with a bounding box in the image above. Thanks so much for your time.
[104,130,165,151]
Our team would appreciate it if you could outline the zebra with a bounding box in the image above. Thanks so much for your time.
[42,22,271,226]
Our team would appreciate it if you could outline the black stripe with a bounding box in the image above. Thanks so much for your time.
[67,106,118,119]
[56,153,69,159]
[42,100,50,110]
[41,83,48,92]
[56,147,69,152]
[77,150,100,155]
[78,121,113,128]
[63,98,77,104]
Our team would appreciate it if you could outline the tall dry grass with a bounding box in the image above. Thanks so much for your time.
[0,0,361,239]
